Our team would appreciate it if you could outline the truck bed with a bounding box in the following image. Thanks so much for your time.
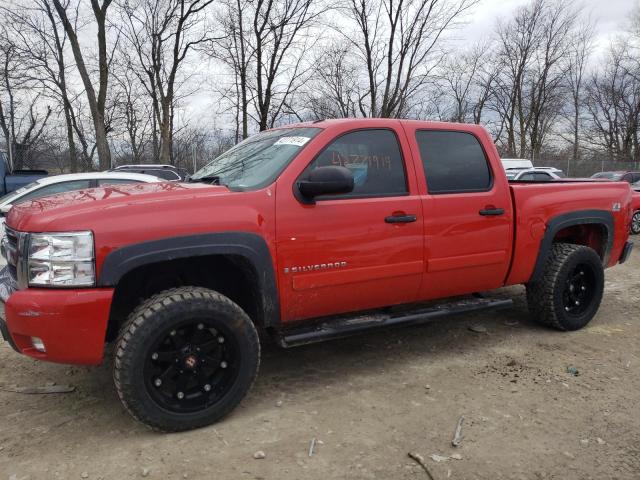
[505,181,632,285]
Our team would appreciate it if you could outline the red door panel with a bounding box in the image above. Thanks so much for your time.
[274,122,424,323]
[402,124,514,300]
[275,196,424,322]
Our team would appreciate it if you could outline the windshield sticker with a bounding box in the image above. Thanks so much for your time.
[274,136,311,147]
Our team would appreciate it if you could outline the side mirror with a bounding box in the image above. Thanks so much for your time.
[0,204,11,215]
[297,166,354,201]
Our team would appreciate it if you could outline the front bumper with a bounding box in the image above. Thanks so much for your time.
[1,287,114,365]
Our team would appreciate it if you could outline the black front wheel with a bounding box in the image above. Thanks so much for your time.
[113,287,260,432]
[631,211,640,235]
[526,243,604,331]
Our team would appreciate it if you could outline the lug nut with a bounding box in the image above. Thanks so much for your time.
[218,336,225,344]
[151,352,158,360]
[170,330,176,336]
[220,361,228,369]
[204,384,211,392]
[177,391,184,399]
[575,301,580,306]
[154,378,162,387]
[581,286,586,291]
[197,323,204,330]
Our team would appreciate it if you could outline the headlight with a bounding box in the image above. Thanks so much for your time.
[27,232,95,287]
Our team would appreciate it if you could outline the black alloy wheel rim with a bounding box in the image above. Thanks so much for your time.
[143,319,240,413]
[562,263,595,317]
[632,212,640,234]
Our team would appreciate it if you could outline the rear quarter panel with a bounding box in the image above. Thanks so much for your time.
[506,181,632,285]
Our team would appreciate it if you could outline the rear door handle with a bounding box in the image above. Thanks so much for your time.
[479,207,505,216]
[385,214,417,224]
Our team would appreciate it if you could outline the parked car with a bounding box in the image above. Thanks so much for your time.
[0,151,47,196]
[0,119,633,432]
[506,167,566,181]
[501,158,533,170]
[111,164,188,181]
[0,172,164,242]
[591,171,640,183]
[631,192,640,235]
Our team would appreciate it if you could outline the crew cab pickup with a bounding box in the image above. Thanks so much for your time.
[0,119,634,431]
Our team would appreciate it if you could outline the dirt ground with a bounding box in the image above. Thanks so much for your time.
[1,252,639,480]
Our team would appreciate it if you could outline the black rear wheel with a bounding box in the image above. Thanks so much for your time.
[526,243,604,331]
[114,287,260,432]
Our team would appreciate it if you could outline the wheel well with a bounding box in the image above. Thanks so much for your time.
[105,255,264,342]
[552,223,607,260]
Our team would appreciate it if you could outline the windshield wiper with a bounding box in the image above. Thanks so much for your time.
[188,175,222,185]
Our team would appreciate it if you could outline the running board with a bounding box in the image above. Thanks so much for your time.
[278,297,513,348]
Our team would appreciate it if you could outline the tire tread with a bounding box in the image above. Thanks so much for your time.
[113,286,260,432]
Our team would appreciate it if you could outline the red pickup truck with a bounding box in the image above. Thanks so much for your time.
[0,119,634,431]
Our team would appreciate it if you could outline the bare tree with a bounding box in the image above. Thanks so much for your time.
[111,61,153,164]
[493,0,579,159]
[562,19,594,174]
[213,0,322,134]
[118,0,215,164]
[214,0,252,140]
[344,0,478,118]
[2,0,83,172]
[0,26,52,170]
[304,42,360,120]
[437,43,496,124]
[51,0,113,170]
[585,40,640,163]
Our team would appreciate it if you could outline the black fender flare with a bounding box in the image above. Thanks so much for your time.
[529,209,614,283]
[98,232,280,328]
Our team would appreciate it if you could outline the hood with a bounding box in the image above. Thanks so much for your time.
[7,181,230,232]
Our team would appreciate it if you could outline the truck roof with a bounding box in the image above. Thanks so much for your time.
[284,118,488,131]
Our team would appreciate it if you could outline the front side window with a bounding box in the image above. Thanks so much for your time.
[416,130,492,194]
[15,180,92,204]
[303,129,407,198]
[192,127,322,190]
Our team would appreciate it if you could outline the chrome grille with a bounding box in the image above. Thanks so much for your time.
[1,226,21,284]
[4,227,18,266]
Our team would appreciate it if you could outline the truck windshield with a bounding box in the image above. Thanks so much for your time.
[191,127,322,190]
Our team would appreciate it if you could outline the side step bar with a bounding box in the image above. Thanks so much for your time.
[278,297,513,348]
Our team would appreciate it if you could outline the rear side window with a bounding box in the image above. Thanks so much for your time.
[98,179,142,186]
[534,173,552,181]
[304,129,407,198]
[416,131,492,194]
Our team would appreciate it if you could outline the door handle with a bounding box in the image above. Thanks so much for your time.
[385,214,417,224]
[479,207,505,216]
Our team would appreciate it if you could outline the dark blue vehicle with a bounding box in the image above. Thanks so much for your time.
[0,152,47,196]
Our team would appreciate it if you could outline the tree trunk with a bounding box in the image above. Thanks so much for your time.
[52,0,112,170]
[159,99,172,164]
[63,102,77,172]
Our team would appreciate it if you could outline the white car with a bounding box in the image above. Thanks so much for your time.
[501,158,534,170]
[0,172,164,263]
[506,167,566,181]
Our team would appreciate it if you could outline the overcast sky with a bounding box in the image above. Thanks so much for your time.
[460,0,637,54]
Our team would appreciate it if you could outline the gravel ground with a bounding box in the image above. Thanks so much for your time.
[1,251,639,480]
